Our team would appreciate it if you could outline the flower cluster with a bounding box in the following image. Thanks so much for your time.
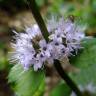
[10,17,85,71]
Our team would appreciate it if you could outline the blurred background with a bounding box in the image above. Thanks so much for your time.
[0,0,96,96]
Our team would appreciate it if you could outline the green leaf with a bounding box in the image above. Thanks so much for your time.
[70,38,96,86]
[8,64,45,96]
[50,82,71,96]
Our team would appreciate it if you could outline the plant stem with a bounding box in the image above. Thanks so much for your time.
[26,0,49,42]
[26,0,83,96]
[54,59,83,96]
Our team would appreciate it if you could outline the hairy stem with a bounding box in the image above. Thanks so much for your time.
[54,59,83,96]
[26,0,49,42]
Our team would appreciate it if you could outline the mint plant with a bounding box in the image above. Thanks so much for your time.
[8,0,96,96]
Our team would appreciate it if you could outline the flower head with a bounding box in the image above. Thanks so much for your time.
[10,17,85,71]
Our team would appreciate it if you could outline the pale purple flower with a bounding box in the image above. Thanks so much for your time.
[10,16,85,71]
[26,24,42,39]
[47,17,85,55]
